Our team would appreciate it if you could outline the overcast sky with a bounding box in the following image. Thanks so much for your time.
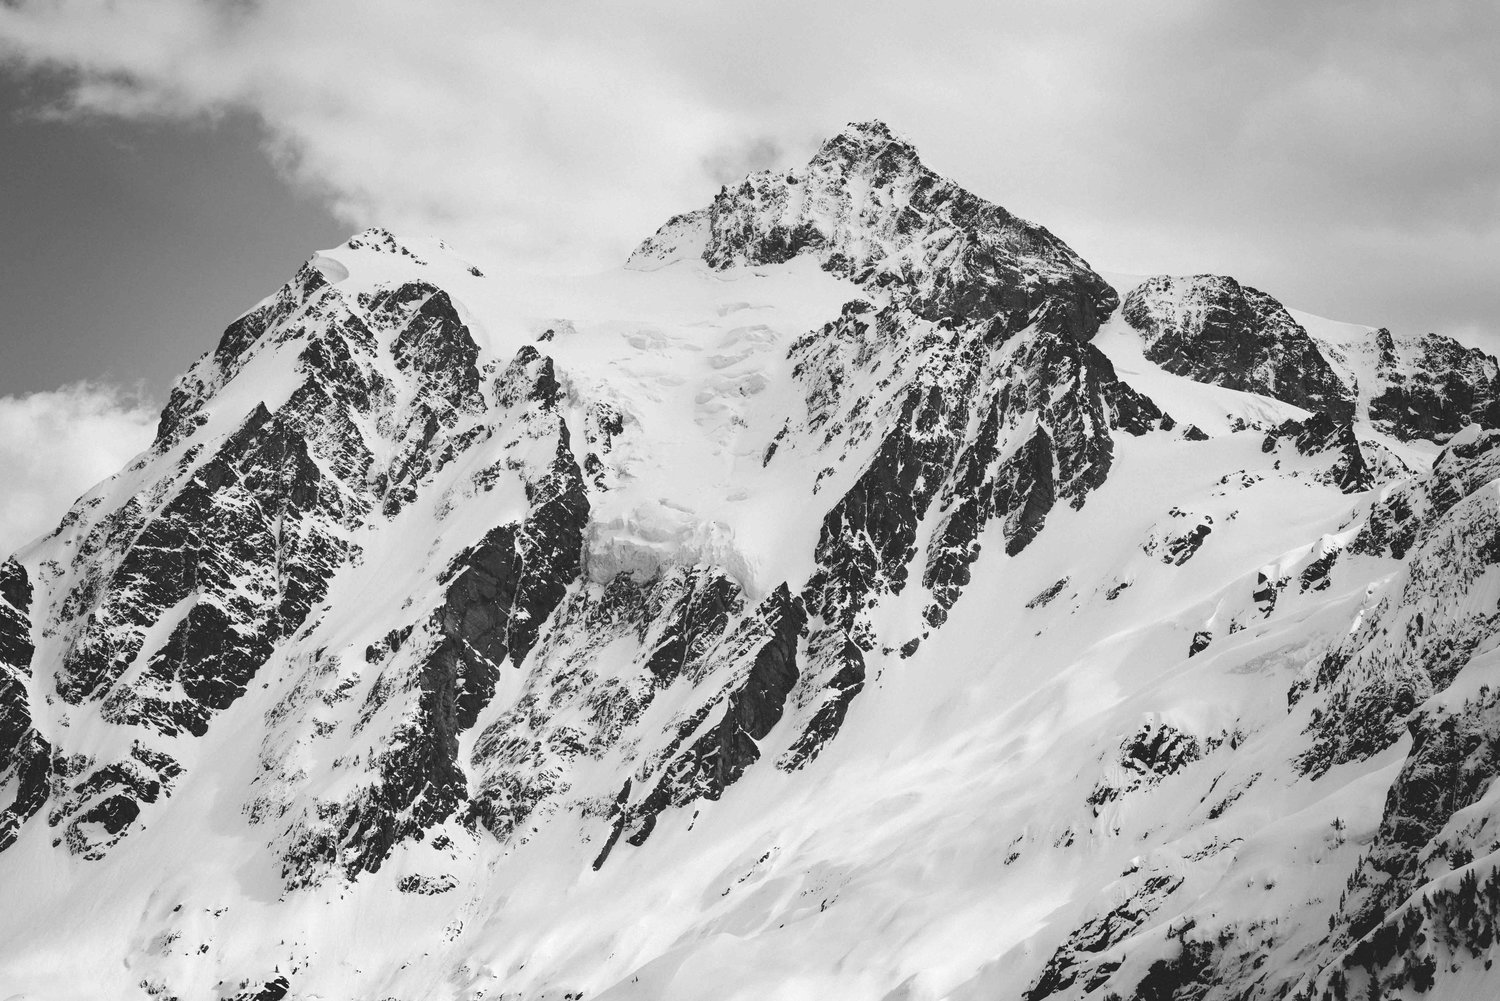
[0,0,1497,551]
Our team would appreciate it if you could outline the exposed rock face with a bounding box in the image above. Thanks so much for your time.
[777,305,1162,767]
[0,559,48,852]
[632,120,1119,338]
[1122,274,1350,411]
[154,262,334,449]
[1142,508,1215,566]
[1355,687,1500,934]
[23,230,510,862]
[598,583,808,862]
[1367,327,1500,442]
[468,565,748,853]
[923,419,1054,626]
[1086,719,1203,814]
[1261,409,1373,493]
[369,280,488,514]
[1281,685,1500,1001]
[1025,869,1186,1001]
[253,343,591,885]
[805,382,966,635]
[313,432,589,880]
[48,400,359,856]
[1295,430,1500,778]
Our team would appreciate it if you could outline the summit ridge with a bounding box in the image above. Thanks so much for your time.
[630,119,1114,339]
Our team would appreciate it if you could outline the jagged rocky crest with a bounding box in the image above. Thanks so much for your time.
[2,122,1500,1000]
[632,120,1120,340]
[1122,274,1350,414]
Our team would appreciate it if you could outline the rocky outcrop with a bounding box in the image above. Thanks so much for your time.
[1025,867,1187,1001]
[1087,719,1203,813]
[782,286,1163,760]
[1350,429,1500,561]
[1261,409,1373,493]
[631,120,1119,338]
[458,565,749,855]
[1368,328,1500,442]
[1143,508,1215,566]
[1290,686,1500,1000]
[1295,431,1500,777]
[328,444,589,881]
[805,384,964,635]
[656,584,805,803]
[262,347,589,884]
[923,419,1054,626]
[787,342,1153,756]
[0,559,48,854]
[1123,274,1350,412]
[596,583,806,864]
[642,569,741,684]
[368,281,487,515]
[61,403,354,725]
[1351,686,1500,938]
[45,394,363,853]
[154,261,332,449]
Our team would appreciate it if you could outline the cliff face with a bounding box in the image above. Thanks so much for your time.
[1122,273,1352,414]
[1,122,1498,1001]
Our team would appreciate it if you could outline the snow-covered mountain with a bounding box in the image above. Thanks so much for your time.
[2,120,1498,1001]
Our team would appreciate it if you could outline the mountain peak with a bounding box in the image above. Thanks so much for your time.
[809,119,920,169]
[9,106,1500,1001]
[340,226,425,260]
[628,119,1115,337]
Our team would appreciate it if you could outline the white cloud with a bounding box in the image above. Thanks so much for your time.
[0,0,1495,339]
[0,382,157,557]
[0,0,743,270]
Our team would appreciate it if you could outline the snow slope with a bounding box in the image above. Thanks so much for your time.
[1,122,1498,1001]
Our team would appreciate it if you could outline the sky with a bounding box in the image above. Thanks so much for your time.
[0,0,1496,552]
[0,76,350,400]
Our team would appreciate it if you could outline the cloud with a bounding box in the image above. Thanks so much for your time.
[0,0,1495,340]
[0,382,157,557]
[701,137,784,187]
[0,0,742,270]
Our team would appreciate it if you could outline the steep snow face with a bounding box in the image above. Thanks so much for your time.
[0,123,1498,1001]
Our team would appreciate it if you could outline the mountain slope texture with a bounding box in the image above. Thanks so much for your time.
[2,121,1499,1001]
